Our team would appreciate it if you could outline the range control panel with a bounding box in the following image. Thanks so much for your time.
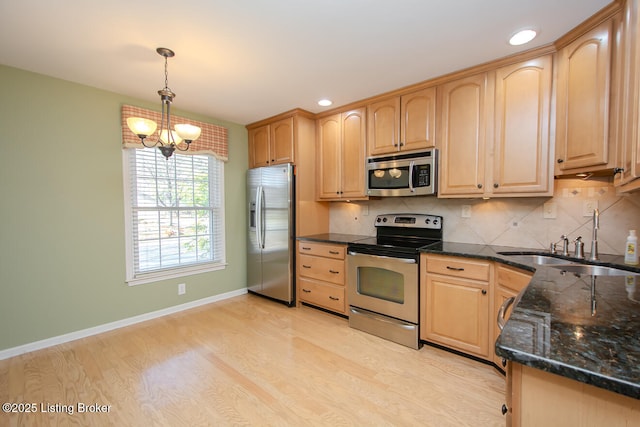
[374,214,442,230]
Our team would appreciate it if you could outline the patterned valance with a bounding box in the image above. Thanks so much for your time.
[121,105,228,161]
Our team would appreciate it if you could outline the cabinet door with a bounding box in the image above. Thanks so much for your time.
[616,1,640,188]
[493,56,552,195]
[421,273,490,358]
[402,87,436,151]
[317,114,341,199]
[248,124,271,168]
[367,97,400,156]
[556,20,612,171]
[494,265,532,367]
[270,117,295,165]
[341,108,367,199]
[437,73,488,196]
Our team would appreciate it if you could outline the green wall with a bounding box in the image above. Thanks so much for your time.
[0,65,249,351]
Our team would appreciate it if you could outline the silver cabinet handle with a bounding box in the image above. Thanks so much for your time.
[497,297,516,331]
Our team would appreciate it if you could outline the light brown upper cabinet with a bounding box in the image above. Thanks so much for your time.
[437,73,489,197]
[367,87,436,156]
[438,56,553,198]
[555,20,613,173]
[616,0,640,192]
[316,108,368,201]
[248,116,294,168]
[492,55,553,195]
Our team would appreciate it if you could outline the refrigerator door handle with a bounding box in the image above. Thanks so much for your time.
[259,185,266,249]
[255,185,264,249]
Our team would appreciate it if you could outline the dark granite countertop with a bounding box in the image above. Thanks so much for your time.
[297,233,372,245]
[420,242,640,400]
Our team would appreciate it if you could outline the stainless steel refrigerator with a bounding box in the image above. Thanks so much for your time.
[247,163,295,305]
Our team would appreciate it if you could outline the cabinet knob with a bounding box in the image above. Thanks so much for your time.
[481,289,487,295]
[477,184,483,189]
[493,183,499,188]
[502,404,508,416]
[557,159,564,164]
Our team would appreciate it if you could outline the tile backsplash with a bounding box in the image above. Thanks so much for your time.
[329,178,640,256]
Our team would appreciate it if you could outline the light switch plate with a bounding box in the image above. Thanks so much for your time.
[461,205,471,218]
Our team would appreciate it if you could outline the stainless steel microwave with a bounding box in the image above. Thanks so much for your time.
[366,150,437,197]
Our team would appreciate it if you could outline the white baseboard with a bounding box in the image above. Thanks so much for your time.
[0,288,248,361]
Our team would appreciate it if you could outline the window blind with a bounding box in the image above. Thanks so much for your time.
[124,148,225,282]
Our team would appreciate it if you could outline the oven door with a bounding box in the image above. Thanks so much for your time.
[347,251,418,323]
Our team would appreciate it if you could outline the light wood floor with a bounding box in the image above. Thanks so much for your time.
[0,294,506,426]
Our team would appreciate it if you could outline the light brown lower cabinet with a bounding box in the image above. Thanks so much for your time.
[420,254,492,359]
[420,254,533,366]
[493,265,533,367]
[506,362,640,427]
[297,241,347,314]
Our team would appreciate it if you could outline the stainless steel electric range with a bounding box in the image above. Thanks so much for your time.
[346,213,443,349]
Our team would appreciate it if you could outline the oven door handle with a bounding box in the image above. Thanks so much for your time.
[347,251,417,264]
[349,307,416,330]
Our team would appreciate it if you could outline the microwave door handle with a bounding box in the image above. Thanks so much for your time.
[409,160,415,192]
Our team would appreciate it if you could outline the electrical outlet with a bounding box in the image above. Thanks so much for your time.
[461,205,471,218]
[543,201,557,219]
[178,283,186,295]
[583,199,598,217]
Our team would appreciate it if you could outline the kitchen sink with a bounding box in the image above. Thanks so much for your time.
[550,264,640,276]
[499,252,640,277]
[498,253,577,266]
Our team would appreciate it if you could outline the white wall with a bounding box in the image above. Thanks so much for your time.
[330,178,640,255]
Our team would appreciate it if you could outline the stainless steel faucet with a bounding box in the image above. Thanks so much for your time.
[589,208,600,261]
[574,236,584,259]
[561,235,570,256]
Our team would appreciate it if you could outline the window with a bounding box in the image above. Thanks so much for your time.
[123,149,225,285]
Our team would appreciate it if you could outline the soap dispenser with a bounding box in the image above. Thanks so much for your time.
[625,230,638,265]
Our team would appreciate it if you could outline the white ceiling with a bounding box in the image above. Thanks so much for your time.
[0,0,611,125]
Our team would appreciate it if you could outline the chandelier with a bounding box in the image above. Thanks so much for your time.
[126,47,201,159]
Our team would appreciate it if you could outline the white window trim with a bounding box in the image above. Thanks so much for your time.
[122,150,226,286]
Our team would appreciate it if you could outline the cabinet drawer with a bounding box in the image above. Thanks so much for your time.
[298,254,345,285]
[496,264,532,293]
[298,241,345,259]
[426,255,490,282]
[299,278,345,313]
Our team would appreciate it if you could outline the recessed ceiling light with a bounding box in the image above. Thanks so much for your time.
[318,99,333,107]
[509,29,537,46]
